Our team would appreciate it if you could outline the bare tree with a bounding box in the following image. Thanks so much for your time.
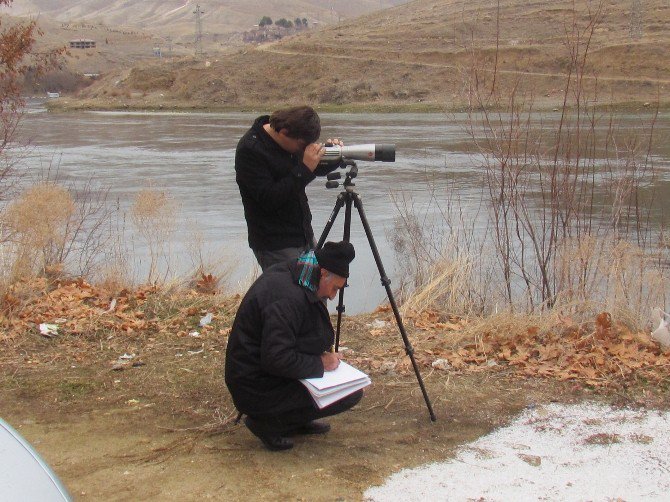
[1,0,63,198]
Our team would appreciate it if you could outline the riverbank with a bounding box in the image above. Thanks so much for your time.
[43,95,670,114]
[1,279,668,499]
[43,97,450,114]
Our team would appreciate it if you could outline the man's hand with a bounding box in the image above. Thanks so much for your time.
[320,351,342,371]
[302,138,344,172]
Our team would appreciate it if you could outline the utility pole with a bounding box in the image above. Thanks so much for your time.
[194,4,204,57]
[630,0,643,40]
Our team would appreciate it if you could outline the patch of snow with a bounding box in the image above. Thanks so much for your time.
[365,402,670,501]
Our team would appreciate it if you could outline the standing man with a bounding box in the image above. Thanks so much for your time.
[235,105,342,271]
[225,241,362,451]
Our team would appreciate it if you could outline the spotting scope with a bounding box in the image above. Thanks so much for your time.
[319,143,395,167]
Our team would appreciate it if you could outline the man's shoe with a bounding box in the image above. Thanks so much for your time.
[291,420,331,435]
[244,417,294,451]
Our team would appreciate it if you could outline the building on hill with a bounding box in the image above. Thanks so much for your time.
[69,39,96,49]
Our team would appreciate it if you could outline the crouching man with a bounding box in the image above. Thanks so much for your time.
[225,241,362,451]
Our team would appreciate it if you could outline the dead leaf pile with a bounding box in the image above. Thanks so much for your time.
[0,278,239,352]
[405,310,670,388]
[3,281,668,391]
[194,273,219,295]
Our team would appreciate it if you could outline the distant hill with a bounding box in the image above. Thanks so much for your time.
[2,0,409,42]
[2,0,409,88]
[19,0,670,110]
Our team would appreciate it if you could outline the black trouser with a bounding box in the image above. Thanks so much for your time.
[248,390,363,435]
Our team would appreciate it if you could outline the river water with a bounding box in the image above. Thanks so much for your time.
[10,103,670,313]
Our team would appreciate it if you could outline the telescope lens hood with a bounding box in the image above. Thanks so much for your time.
[375,144,395,162]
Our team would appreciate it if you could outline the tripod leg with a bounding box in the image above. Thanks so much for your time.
[353,194,437,421]
[316,193,346,249]
[334,195,353,351]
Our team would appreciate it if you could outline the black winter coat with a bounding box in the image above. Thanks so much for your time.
[235,115,337,251]
[224,260,334,417]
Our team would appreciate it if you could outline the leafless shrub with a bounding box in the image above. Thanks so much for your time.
[1,1,63,199]
[553,237,667,324]
[462,1,667,318]
[35,168,117,277]
[392,1,668,326]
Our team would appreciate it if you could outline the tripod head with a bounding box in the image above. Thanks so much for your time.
[325,160,358,190]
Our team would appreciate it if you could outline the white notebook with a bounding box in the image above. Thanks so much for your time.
[300,360,371,409]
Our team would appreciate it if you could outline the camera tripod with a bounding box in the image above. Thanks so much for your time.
[317,161,436,422]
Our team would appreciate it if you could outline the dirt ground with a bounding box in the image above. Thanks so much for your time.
[2,295,666,501]
[0,372,555,501]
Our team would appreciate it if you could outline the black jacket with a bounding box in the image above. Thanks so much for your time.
[224,260,334,417]
[235,115,336,251]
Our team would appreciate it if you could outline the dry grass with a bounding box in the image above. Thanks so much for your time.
[0,180,243,298]
[398,232,669,331]
[130,188,178,284]
[182,224,241,295]
[94,244,134,296]
[399,253,476,317]
[554,237,669,327]
[1,183,75,282]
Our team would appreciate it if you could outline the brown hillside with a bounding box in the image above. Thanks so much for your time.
[3,0,409,43]
[56,0,670,110]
